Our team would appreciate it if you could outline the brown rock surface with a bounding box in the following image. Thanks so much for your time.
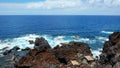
[16,37,93,68]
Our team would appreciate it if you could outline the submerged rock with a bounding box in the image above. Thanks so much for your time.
[3,50,11,55]
[21,47,31,51]
[0,46,9,51]
[11,46,20,51]
[28,40,34,44]
[3,46,20,55]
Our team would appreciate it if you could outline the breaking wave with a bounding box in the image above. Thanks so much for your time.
[0,34,107,57]
[101,30,113,34]
[91,48,102,58]
[95,36,109,43]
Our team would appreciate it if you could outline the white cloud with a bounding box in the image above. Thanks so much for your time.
[0,0,120,9]
[104,0,120,7]
[0,0,84,10]
[88,0,95,4]
[0,0,120,15]
[26,0,84,9]
[112,0,120,7]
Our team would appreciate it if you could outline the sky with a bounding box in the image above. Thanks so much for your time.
[0,0,120,15]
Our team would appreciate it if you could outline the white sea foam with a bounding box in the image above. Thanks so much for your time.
[101,31,113,34]
[0,35,68,50]
[91,48,102,58]
[0,34,104,57]
[95,36,109,43]
[0,34,95,49]
[0,35,97,48]
[0,34,39,50]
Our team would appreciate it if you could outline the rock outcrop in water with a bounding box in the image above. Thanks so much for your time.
[34,37,51,50]
[16,37,95,68]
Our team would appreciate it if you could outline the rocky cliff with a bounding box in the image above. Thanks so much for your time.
[98,32,120,68]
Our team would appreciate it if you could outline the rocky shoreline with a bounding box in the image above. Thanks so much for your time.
[0,32,120,68]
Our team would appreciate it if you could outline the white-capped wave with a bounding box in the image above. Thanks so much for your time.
[47,36,70,47]
[91,48,102,58]
[0,34,98,48]
[101,31,113,34]
[0,34,40,50]
[0,34,103,57]
[95,36,108,43]
[0,35,67,50]
[0,34,95,49]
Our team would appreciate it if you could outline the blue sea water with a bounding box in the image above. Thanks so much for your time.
[0,15,120,57]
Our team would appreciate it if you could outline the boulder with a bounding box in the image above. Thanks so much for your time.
[54,41,92,63]
[3,50,11,55]
[0,46,9,51]
[21,47,31,51]
[11,46,20,51]
[17,50,60,68]
[34,37,51,50]
[28,40,34,44]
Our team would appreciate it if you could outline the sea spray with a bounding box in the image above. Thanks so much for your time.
[0,34,108,57]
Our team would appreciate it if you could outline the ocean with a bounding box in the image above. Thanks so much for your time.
[0,15,120,57]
